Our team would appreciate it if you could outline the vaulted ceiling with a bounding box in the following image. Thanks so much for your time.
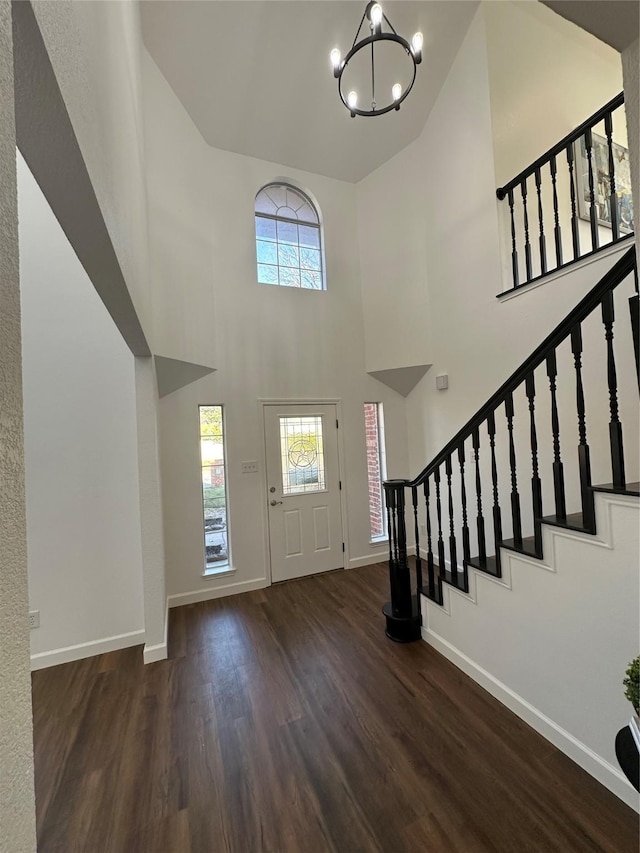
[140,0,479,182]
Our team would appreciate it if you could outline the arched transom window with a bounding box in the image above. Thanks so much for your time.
[255,184,324,290]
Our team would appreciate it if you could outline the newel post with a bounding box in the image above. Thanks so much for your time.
[382,479,421,643]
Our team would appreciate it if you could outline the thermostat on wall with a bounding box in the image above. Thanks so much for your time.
[436,374,448,391]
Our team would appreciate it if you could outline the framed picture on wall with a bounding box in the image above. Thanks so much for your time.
[576,133,634,234]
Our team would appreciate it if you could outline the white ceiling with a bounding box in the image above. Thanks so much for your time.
[541,1,640,52]
[140,0,479,182]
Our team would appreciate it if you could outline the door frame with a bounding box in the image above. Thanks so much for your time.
[258,398,349,585]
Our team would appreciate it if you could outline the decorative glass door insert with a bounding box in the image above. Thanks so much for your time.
[279,416,326,495]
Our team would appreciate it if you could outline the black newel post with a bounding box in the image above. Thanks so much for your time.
[382,479,421,643]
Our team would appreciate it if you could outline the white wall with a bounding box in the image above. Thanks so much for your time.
[31,0,152,336]
[424,490,640,810]
[0,4,36,849]
[18,152,145,667]
[485,1,628,289]
[142,51,411,603]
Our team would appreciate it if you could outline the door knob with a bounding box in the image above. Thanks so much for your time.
[270,500,283,506]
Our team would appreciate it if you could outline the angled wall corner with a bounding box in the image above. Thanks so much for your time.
[367,365,431,397]
[154,355,216,398]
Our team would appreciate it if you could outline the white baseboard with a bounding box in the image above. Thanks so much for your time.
[30,629,145,671]
[143,598,169,665]
[423,627,640,812]
[167,577,269,608]
[349,552,388,569]
[349,545,416,570]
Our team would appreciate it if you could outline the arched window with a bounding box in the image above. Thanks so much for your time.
[255,184,325,290]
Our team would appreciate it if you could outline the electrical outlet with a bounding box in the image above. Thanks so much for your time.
[241,460,258,474]
[29,610,40,630]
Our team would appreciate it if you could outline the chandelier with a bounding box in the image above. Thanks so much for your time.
[329,1,422,117]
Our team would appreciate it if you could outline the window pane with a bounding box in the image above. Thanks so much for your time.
[255,192,277,215]
[280,416,326,494]
[296,203,319,224]
[277,219,298,245]
[199,406,229,568]
[257,240,278,265]
[301,270,322,289]
[255,216,276,241]
[364,403,386,539]
[266,185,287,209]
[300,247,321,271]
[257,263,279,285]
[299,224,320,248]
[279,267,301,287]
[278,243,300,268]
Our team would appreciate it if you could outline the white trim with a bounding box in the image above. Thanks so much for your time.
[143,598,169,665]
[349,553,388,569]
[498,238,634,301]
[30,629,145,671]
[423,628,640,812]
[167,577,269,608]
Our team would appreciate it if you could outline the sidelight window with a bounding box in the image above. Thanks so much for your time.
[364,403,387,540]
[199,405,230,572]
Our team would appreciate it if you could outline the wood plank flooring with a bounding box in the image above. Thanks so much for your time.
[32,564,639,852]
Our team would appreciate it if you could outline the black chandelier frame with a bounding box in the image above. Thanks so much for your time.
[333,2,421,118]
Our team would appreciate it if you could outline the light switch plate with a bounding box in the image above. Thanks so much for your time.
[241,461,258,474]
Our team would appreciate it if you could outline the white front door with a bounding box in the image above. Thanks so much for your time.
[264,404,344,583]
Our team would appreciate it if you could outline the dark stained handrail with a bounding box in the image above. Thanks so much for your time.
[408,247,636,487]
[496,92,624,200]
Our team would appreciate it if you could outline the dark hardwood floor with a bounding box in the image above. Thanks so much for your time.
[32,564,638,852]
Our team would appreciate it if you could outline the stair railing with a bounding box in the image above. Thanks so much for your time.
[382,247,637,642]
[496,93,634,293]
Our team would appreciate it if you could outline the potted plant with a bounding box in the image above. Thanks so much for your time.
[624,656,640,751]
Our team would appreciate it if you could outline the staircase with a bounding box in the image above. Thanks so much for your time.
[382,246,639,807]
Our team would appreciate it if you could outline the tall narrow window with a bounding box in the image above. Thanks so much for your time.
[364,403,387,540]
[199,406,229,572]
[255,183,325,289]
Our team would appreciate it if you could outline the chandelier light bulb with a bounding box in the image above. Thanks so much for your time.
[411,31,423,59]
[347,90,358,109]
[370,4,383,26]
[392,83,402,101]
[330,48,341,69]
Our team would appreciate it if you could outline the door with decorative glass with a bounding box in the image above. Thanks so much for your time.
[264,404,343,582]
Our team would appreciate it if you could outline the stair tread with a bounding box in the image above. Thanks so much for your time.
[539,511,594,534]
[501,535,543,560]
[440,566,469,593]
[466,554,501,578]
[592,482,640,497]
[418,577,443,605]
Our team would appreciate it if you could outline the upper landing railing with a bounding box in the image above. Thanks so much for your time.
[496,93,634,294]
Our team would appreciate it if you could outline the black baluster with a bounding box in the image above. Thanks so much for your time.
[550,155,563,269]
[535,167,547,276]
[458,444,471,565]
[526,372,543,555]
[434,467,446,578]
[487,412,503,574]
[604,111,620,242]
[602,291,626,488]
[382,480,419,642]
[547,350,567,520]
[585,129,599,252]
[423,479,436,596]
[521,179,533,283]
[508,189,519,288]
[411,485,423,600]
[445,456,458,583]
[571,325,595,532]
[472,428,486,564]
[386,500,393,567]
[567,143,581,261]
[505,393,522,548]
